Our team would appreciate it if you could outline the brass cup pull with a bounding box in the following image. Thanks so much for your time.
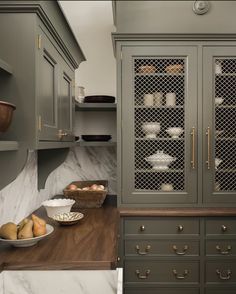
[190,127,196,169]
[216,269,232,280]
[140,225,145,232]
[177,224,184,232]
[216,245,232,255]
[221,225,227,232]
[135,245,151,255]
[135,269,151,280]
[173,269,189,280]
[206,127,211,169]
[173,245,189,255]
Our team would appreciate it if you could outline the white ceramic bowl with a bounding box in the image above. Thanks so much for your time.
[215,97,224,106]
[42,199,75,218]
[146,151,176,171]
[166,127,184,139]
[142,122,160,139]
[0,224,54,247]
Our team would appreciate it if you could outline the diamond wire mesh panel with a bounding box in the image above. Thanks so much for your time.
[214,58,236,191]
[134,58,186,191]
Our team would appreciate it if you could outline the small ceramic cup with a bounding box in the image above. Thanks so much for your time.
[153,92,163,107]
[144,94,154,107]
[166,92,176,107]
[161,183,174,192]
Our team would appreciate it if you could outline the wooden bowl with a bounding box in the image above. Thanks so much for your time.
[0,101,16,133]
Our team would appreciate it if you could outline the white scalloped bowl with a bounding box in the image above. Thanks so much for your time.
[42,199,75,218]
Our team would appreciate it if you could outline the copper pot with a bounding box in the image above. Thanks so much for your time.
[0,101,16,133]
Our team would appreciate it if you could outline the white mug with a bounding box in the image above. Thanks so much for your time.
[153,92,163,106]
[161,183,174,192]
[144,94,154,107]
[166,92,176,107]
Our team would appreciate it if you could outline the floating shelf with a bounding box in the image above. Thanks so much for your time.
[136,137,184,141]
[135,73,184,77]
[0,58,13,75]
[135,105,184,109]
[0,141,19,151]
[77,140,116,147]
[135,169,184,173]
[75,103,116,111]
[37,141,75,150]
[216,73,236,77]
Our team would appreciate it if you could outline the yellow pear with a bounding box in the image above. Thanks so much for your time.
[32,214,46,237]
[0,222,17,240]
[17,218,29,232]
[18,219,33,239]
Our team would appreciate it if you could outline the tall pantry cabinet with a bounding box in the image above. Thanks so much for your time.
[112,1,236,294]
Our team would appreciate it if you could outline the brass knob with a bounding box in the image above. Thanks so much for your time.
[140,225,145,232]
[117,257,121,262]
[58,129,68,140]
[177,225,184,232]
[221,225,227,232]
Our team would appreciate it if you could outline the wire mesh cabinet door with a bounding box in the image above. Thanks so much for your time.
[120,46,198,205]
[203,47,236,203]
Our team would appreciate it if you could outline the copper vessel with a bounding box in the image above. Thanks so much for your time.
[0,101,16,133]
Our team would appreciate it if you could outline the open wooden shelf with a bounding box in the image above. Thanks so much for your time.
[76,140,116,147]
[0,58,13,75]
[0,141,19,151]
[75,103,116,111]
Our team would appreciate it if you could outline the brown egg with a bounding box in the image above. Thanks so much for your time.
[68,184,77,191]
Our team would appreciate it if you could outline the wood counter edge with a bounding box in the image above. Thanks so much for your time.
[118,207,236,217]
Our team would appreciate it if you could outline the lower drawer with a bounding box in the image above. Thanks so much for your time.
[125,288,199,294]
[206,240,236,256]
[206,261,236,283]
[125,239,199,256]
[205,289,236,294]
[125,260,199,283]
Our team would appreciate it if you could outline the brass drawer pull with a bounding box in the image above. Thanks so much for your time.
[191,127,196,169]
[206,127,210,169]
[216,245,232,255]
[172,269,189,280]
[140,225,145,232]
[173,245,189,255]
[177,224,184,232]
[135,269,151,279]
[221,225,227,232]
[135,245,151,255]
[216,269,232,280]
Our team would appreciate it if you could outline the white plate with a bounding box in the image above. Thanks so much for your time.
[0,224,54,247]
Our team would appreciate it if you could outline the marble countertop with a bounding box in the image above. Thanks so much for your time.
[0,203,119,271]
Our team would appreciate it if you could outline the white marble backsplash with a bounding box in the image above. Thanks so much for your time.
[3,269,122,294]
[0,147,116,226]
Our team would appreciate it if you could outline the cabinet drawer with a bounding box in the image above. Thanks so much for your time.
[205,289,236,294]
[206,261,236,283]
[124,218,199,235]
[205,219,236,235]
[125,288,199,294]
[125,239,199,256]
[206,240,236,256]
[125,260,199,283]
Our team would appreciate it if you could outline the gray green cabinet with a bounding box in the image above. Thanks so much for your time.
[116,41,236,206]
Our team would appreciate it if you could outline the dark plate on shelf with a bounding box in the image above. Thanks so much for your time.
[84,95,115,103]
[81,135,112,142]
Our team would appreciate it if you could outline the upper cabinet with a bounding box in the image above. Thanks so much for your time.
[0,1,85,150]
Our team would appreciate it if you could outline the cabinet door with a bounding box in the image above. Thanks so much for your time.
[203,47,236,203]
[58,60,74,142]
[121,46,198,204]
[37,28,60,141]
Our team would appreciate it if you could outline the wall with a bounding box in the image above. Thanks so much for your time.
[0,1,117,225]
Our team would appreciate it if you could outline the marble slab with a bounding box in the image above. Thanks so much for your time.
[3,269,122,294]
[0,146,117,226]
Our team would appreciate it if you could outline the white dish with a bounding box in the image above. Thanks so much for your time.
[166,127,184,139]
[52,212,84,226]
[215,97,224,106]
[42,199,75,218]
[146,150,176,171]
[161,183,174,192]
[0,224,54,247]
[142,122,160,139]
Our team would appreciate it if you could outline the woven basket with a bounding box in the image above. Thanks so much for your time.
[63,180,108,208]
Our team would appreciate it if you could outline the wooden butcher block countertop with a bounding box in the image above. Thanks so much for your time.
[0,203,119,271]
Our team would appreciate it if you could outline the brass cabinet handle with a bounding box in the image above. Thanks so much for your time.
[135,269,151,279]
[173,245,189,255]
[221,225,227,232]
[190,127,196,169]
[140,225,145,232]
[206,127,211,169]
[216,269,232,280]
[177,224,184,232]
[216,245,232,255]
[58,129,69,140]
[172,269,189,280]
[135,245,151,255]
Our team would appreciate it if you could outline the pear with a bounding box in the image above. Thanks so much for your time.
[0,222,17,240]
[18,219,33,239]
[17,218,29,232]
[32,214,46,237]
